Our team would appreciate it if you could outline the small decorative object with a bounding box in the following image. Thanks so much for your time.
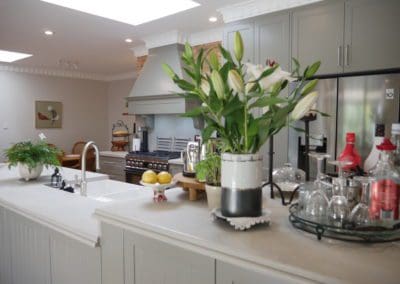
[50,167,62,188]
[164,32,322,217]
[5,141,61,181]
[35,101,62,128]
[211,208,271,230]
[140,181,176,202]
[111,120,129,151]
[195,141,221,210]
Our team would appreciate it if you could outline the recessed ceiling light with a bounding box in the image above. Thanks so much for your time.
[0,50,32,63]
[209,16,218,22]
[41,0,200,26]
[44,30,54,36]
[125,38,133,43]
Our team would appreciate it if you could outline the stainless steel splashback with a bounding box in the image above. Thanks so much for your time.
[337,74,400,161]
[288,78,337,178]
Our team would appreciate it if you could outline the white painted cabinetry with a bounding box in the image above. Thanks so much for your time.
[123,230,215,284]
[0,206,101,284]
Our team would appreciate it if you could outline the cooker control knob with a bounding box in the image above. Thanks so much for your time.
[148,163,153,169]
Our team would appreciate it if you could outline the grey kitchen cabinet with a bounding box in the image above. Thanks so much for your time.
[292,1,345,74]
[169,162,183,176]
[344,0,400,72]
[100,155,126,182]
[223,20,255,63]
[254,11,290,70]
[124,230,215,284]
[216,261,310,284]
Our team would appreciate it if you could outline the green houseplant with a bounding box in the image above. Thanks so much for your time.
[195,151,221,210]
[163,32,321,217]
[5,141,61,181]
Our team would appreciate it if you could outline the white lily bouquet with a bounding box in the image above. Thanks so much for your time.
[163,32,321,154]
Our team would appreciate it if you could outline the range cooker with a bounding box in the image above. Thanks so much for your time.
[125,151,180,185]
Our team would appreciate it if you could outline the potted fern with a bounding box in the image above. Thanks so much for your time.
[163,32,321,217]
[5,141,61,181]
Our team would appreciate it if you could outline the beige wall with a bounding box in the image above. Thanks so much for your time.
[106,78,136,151]
[0,71,109,161]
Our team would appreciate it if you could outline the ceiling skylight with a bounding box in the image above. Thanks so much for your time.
[0,50,32,63]
[41,0,200,26]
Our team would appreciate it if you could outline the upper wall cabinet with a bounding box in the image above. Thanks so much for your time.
[223,21,255,63]
[291,1,345,74]
[254,12,290,70]
[344,0,400,72]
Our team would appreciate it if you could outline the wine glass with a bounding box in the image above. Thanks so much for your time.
[350,176,373,226]
[304,153,331,222]
[327,160,352,226]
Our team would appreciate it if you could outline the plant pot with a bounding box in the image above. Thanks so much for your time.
[205,184,221,210]
[18,163,43,181]
[221,153,263,217]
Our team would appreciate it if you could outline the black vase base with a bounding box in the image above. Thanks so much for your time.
[221,187,262,217]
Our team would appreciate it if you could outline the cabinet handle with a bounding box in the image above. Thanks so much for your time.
[344,45,349,66]
[102,161,116,165]
[337,46,342,66]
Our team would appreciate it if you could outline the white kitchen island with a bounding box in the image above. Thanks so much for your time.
[0,164,151,284]
[95,188,400,284]
[2,164,400,284]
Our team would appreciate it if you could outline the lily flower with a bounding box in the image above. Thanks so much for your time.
[290,92,319,121]
[246,63,295,90]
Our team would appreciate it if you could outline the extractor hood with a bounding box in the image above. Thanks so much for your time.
[127,44,198,116]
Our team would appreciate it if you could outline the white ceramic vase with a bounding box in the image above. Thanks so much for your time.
[18,163,43,181]
[205,184,221,210]
[221,153,263,217]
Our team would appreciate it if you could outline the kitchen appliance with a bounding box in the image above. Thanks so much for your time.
[138,126,149,152]
[288,72,400,178]
[125,151,180,185]
[182,141,200,178]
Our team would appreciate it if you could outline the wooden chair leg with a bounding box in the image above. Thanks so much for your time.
[189,188,197,201]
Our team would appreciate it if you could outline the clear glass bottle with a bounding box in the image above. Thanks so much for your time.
[391,123,400,171]
[338,132,362,173]
[369,138,400,223]
[364,124,385,172]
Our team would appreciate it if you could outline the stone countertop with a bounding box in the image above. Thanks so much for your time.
[100,151,128,159]
[0,165,150,247]
[94,188,400,284]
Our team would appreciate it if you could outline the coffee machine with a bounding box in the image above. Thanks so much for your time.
[138,126,149,152]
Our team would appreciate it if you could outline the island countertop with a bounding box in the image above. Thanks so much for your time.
[95,188,400,284]
[0,165,151,246]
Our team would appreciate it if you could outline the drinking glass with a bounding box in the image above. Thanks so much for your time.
[350,176,373,226]
[327,160,352,226]
[304,153,331,222]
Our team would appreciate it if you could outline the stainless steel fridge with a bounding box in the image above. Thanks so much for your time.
[288,72,400,178]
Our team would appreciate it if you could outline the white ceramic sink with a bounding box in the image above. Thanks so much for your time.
[80,179,151,202]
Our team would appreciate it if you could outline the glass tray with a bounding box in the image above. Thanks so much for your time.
[289,203,400,243]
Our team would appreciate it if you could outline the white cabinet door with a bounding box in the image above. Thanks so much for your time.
[255,12,290,70]
[50,231,101,284]
[216,261,313,284]
[223,21,255,63]
[6,210,51,284]
[0,207,12,284]
[292,1,345,74]
[344,0,400,72]
[124,230,215,284]
[101,223,125,284]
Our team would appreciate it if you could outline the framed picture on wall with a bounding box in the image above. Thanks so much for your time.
[35,101,62,128]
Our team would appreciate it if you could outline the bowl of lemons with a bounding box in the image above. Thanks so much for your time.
[140,170,175,202]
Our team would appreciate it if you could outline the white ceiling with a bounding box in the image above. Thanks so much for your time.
[0,0,246,76]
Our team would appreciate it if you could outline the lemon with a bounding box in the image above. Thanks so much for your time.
[157,171,172,184]
[142,170,157,184]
